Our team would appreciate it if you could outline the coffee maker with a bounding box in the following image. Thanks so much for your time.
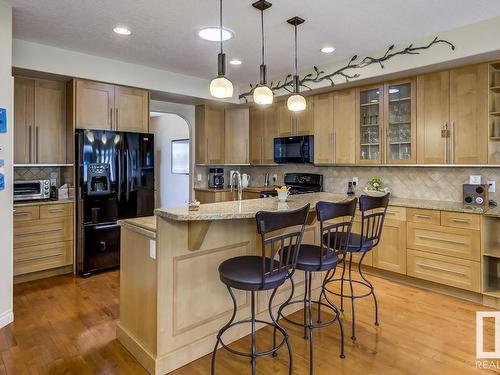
[208,168,224,189]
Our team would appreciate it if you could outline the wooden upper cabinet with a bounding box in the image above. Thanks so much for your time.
[195,105,225,164]
[249,105,277,165]
[14,78,35,164]
[225,108,249,164]
[249,107,265,164]
[75,80,114,131]
[295,97,314,135]
[74,79,149,133]
[313,93,334,164]
[356,84,384,164]
[333,89,356,163]
[34,80,66,164]
[417,71,450,164]
[384,78,416,164]
[114,86,149,133]
[14,77,66,165]
[278,101,293,136]
[449,64,488,164]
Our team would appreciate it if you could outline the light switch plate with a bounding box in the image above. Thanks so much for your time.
[488,181,496,193]
[469,175,482,185]
[352,177,359,185]
[197,173,202,182]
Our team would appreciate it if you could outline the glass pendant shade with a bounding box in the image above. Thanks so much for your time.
[253,85,274,105]
[210,76,234,98]
[287,94,306,112]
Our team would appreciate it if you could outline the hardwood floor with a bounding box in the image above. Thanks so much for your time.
[0,270,497,374]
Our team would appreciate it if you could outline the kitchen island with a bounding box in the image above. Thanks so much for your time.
[117,192,494,374]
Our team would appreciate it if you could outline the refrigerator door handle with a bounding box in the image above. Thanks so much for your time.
[125,149,130,201]
[117,149,122,202]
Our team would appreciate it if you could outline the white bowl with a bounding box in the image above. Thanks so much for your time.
[363,187,389,197]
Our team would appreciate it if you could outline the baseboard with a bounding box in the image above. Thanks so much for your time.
[0,310,13,329]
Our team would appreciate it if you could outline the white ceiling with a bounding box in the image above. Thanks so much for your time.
[7,0,500,86]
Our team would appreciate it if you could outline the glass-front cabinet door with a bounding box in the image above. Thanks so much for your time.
[357,85,383,163]
[385,79,416,163]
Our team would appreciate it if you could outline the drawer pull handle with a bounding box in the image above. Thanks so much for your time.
[16,228,62,237]
[451,218,470,223]
[416,235,466,246]
[415,214,432,219]
[14,212,30,216]
[49,208,66,212]
[15,252,64,264]
[416,262,467,277]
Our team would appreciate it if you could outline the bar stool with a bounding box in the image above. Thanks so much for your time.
[274,198,357,375]
[323,193,390,341]
[211,204,310,375]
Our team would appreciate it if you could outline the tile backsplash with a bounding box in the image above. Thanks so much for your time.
[195,165,500,202]
[14,167,74,187]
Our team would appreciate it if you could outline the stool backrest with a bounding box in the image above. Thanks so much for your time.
[317,198,357,264]
[358,193,390,249]
[255,204,310,286]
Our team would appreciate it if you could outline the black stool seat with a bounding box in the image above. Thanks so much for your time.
[293,245,339,272]
[219,256,289,291]
[323,232,373,253]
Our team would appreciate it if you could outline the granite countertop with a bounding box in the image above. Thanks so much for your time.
[155,192,494,222]
[118,216,157,239]
[14,199,74,207]
[194,186,274,193]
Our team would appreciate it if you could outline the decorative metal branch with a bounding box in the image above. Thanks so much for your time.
[239,36,455,102]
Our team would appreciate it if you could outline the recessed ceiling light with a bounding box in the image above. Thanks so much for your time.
[321,46,335,54]
[229,59,242,65]
[113,26,131,35]
[198,27,233,42]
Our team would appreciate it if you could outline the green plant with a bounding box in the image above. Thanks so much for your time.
[368,177,383,191]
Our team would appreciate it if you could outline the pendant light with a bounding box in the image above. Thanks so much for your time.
[209,0,234,99]
[287,16,306,112]
[252,0,273,105]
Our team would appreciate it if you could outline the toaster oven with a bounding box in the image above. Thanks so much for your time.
[13,180,51,201]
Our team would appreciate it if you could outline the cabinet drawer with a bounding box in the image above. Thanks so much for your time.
[13,206,40,223]
[407,208,440,225]
[14,241,73,276]
[40,203,73,219]
[407,222,480,261]
[14,217,73,248]
[385,206,406,221]
[441,211,480,230]
[407,249,480,292]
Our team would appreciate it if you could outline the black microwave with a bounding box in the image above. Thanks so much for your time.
[274,135,314,164]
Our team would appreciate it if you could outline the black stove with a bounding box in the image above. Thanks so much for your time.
[260,173,323,198]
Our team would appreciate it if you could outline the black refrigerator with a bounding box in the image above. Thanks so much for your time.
[75,129,154,277]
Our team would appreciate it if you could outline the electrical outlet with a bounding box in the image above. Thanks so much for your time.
[197,173,202,182]
[352,177,359,185]
[469,175,482,185]
[272,174,278,182]
[488,181,496,193]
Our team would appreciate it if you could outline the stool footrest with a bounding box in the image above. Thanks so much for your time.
[325,278,374,299]
[279,299,341,329]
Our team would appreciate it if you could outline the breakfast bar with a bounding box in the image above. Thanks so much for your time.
[116,192,500,374]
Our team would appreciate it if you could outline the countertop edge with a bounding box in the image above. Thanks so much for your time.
[119,219,156,239]
[14,199,75,208]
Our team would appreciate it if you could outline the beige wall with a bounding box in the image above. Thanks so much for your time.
[0,0,13,328]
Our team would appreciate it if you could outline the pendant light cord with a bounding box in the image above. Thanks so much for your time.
[219,0,223,54]
[261,9,265,66]
[294,25,298,77]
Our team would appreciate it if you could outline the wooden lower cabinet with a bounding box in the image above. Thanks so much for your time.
[195,190,234,204]
[407,249,480,292]
[13,203,74,277]
[373,217,407,274]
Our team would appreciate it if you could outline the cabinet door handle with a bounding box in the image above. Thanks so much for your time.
[15,252,64,264]
[246,139,249,164]
[16,228,62,237]
[416,262,467,277]
[442,122,448,164]
[333,131,337,162]
[450,121,455,164]
[416,234,466,246]
[110,108,113,128]
[28,125,32,162]
[115,108,119,130]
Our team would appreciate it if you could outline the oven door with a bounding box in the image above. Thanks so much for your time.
[82,223,120,276]
[274,136,314,163]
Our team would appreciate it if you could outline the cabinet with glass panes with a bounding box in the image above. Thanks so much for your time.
[357,85,383,163]
[385,79,416,163]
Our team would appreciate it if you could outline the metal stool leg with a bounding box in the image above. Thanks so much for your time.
[250,291,256,375]
[307,271,314,375]
[340,256,347,312]
[358,256,379,326]
[269,287,293,375]
[348,253,356,341]
[211,286,238,375]
[303,272,309,340]
[273,271,295,357]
